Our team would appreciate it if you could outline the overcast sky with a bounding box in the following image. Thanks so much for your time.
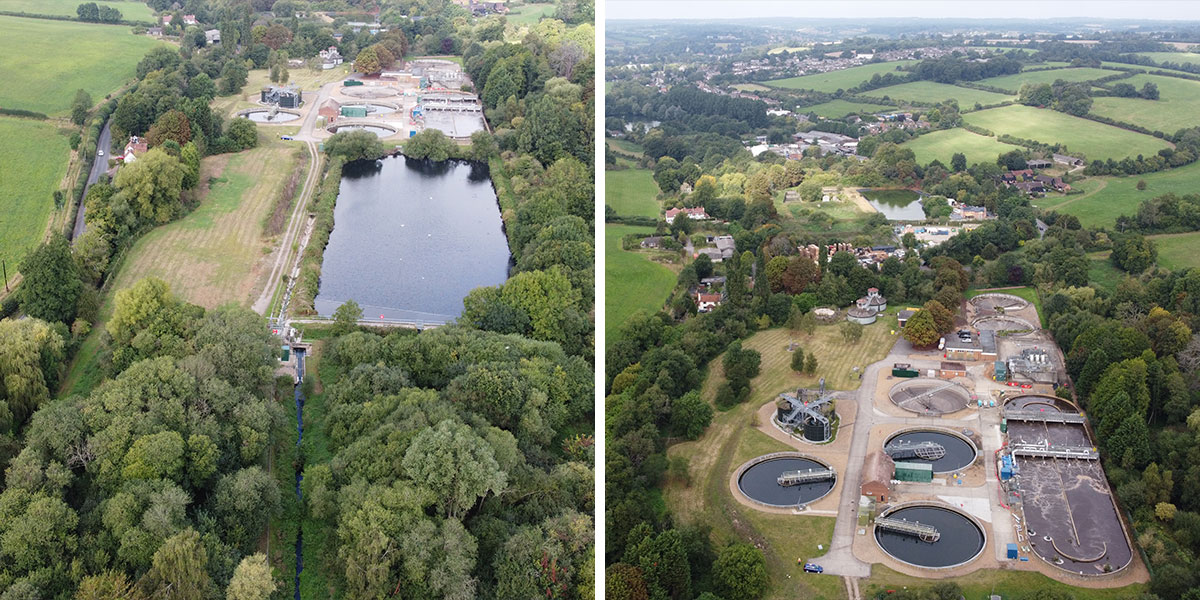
[607,1,1200,21]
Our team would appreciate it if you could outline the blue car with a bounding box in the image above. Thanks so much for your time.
[802,563,823,574]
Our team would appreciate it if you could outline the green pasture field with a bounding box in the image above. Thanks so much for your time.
[1134,51,1200,66]
[604,224,676,340]
[963,105,1170,162]
[0,117,70,278]
[605,166,659,218]
[506,2,555,25]
[862,81,1012,106]
[977,67,1121,92]
[0,15,166,114]
[606,137,643,158]
[0,0,155,21]
[1091,73,1200,133]
[760,60,917,92]
[1150,232,1200,271]
[902,127,1021,166]
[1086,251,1124,294]
[803,99,895,119]
[1033,160,1200,228]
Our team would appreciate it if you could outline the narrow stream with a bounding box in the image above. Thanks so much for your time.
[293,348,305,600]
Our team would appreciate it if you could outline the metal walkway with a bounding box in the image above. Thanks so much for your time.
[778,467,837,486]
[1011,443,1097,460]
[1004,409,1085,424]
[884,440,946,461]
[896,381,959,411]
[875,517,941,542]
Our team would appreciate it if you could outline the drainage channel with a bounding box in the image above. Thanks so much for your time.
[293,348,306,600]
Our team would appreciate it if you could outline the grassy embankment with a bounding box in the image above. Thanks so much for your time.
[760,60,918,92]
[963,105,1171,162]
[663,324,898,600]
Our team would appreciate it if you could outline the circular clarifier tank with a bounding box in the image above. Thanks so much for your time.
[885,428,978,473]
[875,504,985,569]
[736,455,836,508]
[242,109,300,123]
[328,124,396,137]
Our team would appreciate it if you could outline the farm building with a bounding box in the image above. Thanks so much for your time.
[940,361,967,379]
[1026,159,1052,169]
[204,29,221,45]
[261,86,302,108]
[1053,153,1084,167]
[861,451,895,502]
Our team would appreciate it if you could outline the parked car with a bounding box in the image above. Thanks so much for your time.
[802,563,823,573]
[280,135,294,140]
[97,150,104,156]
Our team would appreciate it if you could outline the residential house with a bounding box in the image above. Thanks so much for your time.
[319,46,343,69]
[713,236,736,260]
[1033,175,1070,192]
[148,26,163,36]
[182,14,197,25]
[695,293,722,313]
[160,14,172,24]
[640,236,664,249]
[121,136,148,163]
[664,206,709,224]
[1013,180,1045,195]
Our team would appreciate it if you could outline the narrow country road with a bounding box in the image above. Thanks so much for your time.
[72,119,112,241]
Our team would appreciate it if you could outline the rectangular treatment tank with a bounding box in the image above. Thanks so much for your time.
[893,461,933,483]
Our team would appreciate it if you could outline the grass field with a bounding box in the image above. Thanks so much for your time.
[1033,160,1200,228]
[506,2,555,25]
[606,137,644,158]
[0,0,155,20]
[663,325,897,600]
[108,140,303,309]
[863,81,1012,107]
[1150,232,1200,271]
[864,564,1145,600]
[1090,73,1200,133]
[977,67,1121,92]
[803,99,896,119]
[0,117,71,278]
[963,105,1171,162]
[761,60,917,92]
[902,127,1021,166]
[1134,51,1200,66]
[0,15,166,114]
[605,167,660,218]
[605,224,676,340]
[1087,251,1124,294]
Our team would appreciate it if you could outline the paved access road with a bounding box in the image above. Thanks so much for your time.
[72,119,112,240]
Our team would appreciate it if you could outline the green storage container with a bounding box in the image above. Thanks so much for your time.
[341,106,368,118]
[893,461,933,483]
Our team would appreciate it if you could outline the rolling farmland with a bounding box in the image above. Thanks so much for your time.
[0,15,165,114]
[902,127,1022,166]
[804,99,896,118]
[963,105,1171,162]
[761,60,917,92]
[1033,160,1200,228]
[605,224,675,340]
[977,67,1121,92]
[863,81,1012,106]
[0,0,155,20]
[0,117,71,275]
[1090,74,1200,133]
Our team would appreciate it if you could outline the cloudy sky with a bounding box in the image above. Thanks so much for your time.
[607,1,1200,21]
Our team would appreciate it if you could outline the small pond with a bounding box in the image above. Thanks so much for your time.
[861,189,925,221]
[313,157,511,324]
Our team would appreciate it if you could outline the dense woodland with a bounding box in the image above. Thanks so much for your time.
[1,0,595,598]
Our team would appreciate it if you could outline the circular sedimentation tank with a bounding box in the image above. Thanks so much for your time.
[341,102,399,115]
[885,428,978,473]
[736,455,836,508]
[972,315,1036,334]
[875,504,985,569]
[328,124,396,137]
[1004,394,1077,412]
[888,379,971,415]
[241,109,300,123]
[969,293,1030,312]
[342,86,400,99]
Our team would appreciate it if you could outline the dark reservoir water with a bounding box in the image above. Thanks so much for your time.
[875,506,984,568]
[861,189,925,221]
[314,157,511,324]
[737,457,836,507]
[887,430,977,473]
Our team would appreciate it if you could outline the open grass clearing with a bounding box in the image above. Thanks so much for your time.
[761,60,917,92]
[1037,160,1200,228]
[1090,73,1200,133]
[506,2,556,25]
[604,224,676,341]
[0,117,71,280]
[902,127,1022,166]
[0,15,166,114]
[803,99,896,119]
[977,66,1121,93]
[733,83,772,92]
[108,139,302,310]
[606,137,644,158]
[664,325,897,600]
[0,0,155,20]
[863,81,1012,107]
[1149,232,1200,271]
[605,166,659,218]
[963,105,1171,162]
[1134,51,1200,66]
[1087,251,1124,294]
[864,563,1145,600]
